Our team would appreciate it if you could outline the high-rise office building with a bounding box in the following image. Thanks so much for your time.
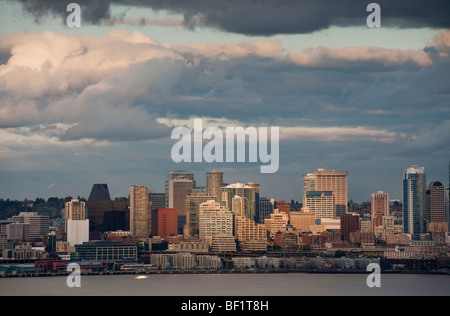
[427,180,446,224]
[198,200,234,240]
[65,199,86,230]
[302,173,316,204]
[403,165,427,240]
[6,223,30,241]
[231,195,247,217]
[165,171,195,207]
[12,212,50,240]
[130,185,151,239]
[303,169,348,218]
[149,193,166,211]
[87,184,112,233]
[258,197,274,224]
[448,160,450,232]
[304,191,335,220]
[65,199,86,221]
[65,199,89,247]
[185,192,216,236]
[371,191,390,233]
[168,177,194,234]
[207,169,223,202]
[221,183,259,222]
[427,180,448,242]
[104,198,129,232]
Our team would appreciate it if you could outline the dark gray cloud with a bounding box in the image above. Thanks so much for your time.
[1,19,449,202]
[16,0,450,35]
[0,49,11,65]
[18,0,112,24]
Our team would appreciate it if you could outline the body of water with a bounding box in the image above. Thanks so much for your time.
[1,273,449,296]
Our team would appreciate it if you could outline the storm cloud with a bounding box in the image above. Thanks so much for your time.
[15,0,450,35]
[1,2,450,201]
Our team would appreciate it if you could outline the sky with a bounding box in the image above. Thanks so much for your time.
[0,0,449,203]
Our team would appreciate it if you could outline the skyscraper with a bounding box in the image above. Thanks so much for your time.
[87,184,112,233]
[185,192,216,236]
[304,191,335,220]
[448,160,450,232]
[65,199,86,222]
[168,177,193,233]
[207,169,223,202]
[302,173,316,204]
[65,199,87,245]
[427,180,448,242]
[165,171,195,207]
[198,200,234,240]
[130,185,151,238]
[403,165,427,240]
[303,168,348,218]
[427,181,446,224]
[12,212,49,240]
[104,198,128,232]
[258,196,274,224]
[231,195,247,217]
[221,183,259,222]
[371,191,390,234]
[149,193,166,211]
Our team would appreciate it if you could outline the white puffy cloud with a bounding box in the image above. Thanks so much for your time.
[0,29,180,98]
[0,28,449,182]
[288,45,432,68]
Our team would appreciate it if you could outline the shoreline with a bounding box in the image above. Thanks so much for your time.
[2,268,449,278]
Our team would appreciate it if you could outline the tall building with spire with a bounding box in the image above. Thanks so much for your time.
[403,165,427,240]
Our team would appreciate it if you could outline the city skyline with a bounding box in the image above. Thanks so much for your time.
[0,1,449,204]
[0,163,449,205]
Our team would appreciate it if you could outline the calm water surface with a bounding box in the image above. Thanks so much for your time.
[1,273,449,296]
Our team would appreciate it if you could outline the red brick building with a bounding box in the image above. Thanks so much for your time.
[340,213,360,242]
[152,208,178,238]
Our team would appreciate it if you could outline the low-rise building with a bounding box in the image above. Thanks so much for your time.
[70,241,138,262]
[2,244,47,260]
[211,234,236,253]
[168,241,210,253]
